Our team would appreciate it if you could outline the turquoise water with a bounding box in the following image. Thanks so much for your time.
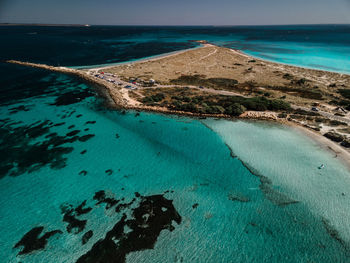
[0,72,349,262]
[241,40,350,74]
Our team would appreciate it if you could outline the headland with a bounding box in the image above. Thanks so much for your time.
[7,42,350,164]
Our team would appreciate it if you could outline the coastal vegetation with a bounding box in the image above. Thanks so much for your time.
[140,88,291,116]
[170,74,239,90]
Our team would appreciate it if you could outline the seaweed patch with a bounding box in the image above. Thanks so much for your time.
[78,134,95,142]
[93,190,119,209]
[224,143,299,207]
[8,105,31,114]
[0,120,76,177]
[322,218,350,253]
[228,192,250,203]
[16,190,181,260]
[53,122,65,127]
[62,207,88,234]
[79,170,88,176]
[85,121,96,125]
[82,230,93,245]
[76,194,181,263]
[51,89,94,106]
[66,130,80,137]
[105,169,113,175]
[75,201,93,216]
[14,227,62,255]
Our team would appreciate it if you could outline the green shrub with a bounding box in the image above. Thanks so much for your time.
[296,78,307,85]
[225,103,246,116]
[205,105,225,114]
[268,99,291,111]
[278,113,287,118]
[338,89,350,99]
[242,97,268,111]
[182,96,191,102]
[142,93,165,103]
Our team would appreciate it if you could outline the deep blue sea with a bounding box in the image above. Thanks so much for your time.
[0,25,350,262]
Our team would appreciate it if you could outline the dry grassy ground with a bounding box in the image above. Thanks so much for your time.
[105,45,350,108]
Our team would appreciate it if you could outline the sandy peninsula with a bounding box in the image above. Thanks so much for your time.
[7,42,350,165]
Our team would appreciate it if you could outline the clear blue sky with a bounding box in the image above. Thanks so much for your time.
[1,0,350,25]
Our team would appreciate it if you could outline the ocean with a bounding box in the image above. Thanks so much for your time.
[0,25,350,262]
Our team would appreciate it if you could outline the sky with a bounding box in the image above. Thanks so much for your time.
[0,0,350,25]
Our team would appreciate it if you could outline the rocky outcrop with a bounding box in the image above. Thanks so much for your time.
[240,111,278,120]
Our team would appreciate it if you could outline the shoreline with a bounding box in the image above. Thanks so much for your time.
[6,43,350,170]
[232,48,350,77]
[291,123,350,171]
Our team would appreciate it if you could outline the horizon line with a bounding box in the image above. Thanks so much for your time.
[1,22,350,27]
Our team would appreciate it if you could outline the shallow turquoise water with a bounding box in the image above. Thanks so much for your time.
[0,72,349,262]
[241,40,350,74]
